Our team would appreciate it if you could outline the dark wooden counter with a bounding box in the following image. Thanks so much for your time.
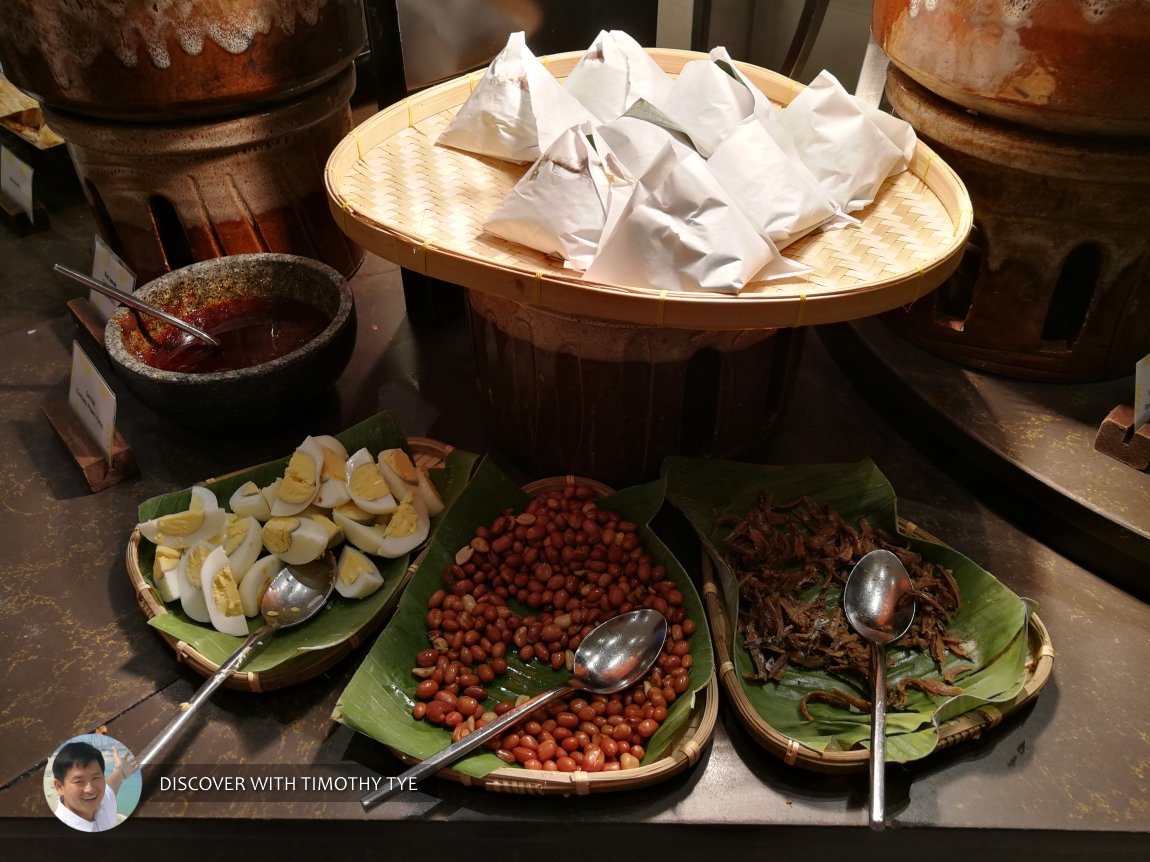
[0,132,1147,860]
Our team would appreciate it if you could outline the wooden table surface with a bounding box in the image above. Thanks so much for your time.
[0,134,1147,860]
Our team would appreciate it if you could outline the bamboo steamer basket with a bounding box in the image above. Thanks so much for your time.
[325,48,973,331]
[126,436,453,692]
[702,521,1054,773]
[386,474,717,794]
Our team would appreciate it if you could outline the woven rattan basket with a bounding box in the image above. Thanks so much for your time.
[701,522,1054,773]
[384,474,717,794]
[325,48,973,331]
[125,436,454,692]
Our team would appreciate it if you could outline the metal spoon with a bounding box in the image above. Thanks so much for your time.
[362,607,669,810]
[843,548,916,831]
[137,554,336,768]
[54,262,220,348]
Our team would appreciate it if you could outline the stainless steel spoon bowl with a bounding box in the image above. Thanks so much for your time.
[361,607,669,810]
[843,548,916,831]
[137,553,336,768]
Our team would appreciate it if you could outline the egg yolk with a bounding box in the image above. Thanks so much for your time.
[155,509,206,538]
[184,545,212,590]
[386,496,418,538]
[320,447,345,481]
[262,517,301,554]
[224,517,250,555]
[212,567,243,617]
[309,514,343,548]
[381,450,419,485]
[339,549,374,586]
[349,464,391,502]
[153,546,180,579]
[334,501,375,524]
[278,451,318,504]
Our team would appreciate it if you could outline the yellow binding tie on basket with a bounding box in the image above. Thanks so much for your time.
[416,239,432,274]
[531,270,543,305]
[957,208,974,237]
[406,99,416,128]
[921,152,934,183]
[351,131,363,160]
[656,290,667,327]
[702,582,720,597]
[794,290,807,328]
[468,72,478,93]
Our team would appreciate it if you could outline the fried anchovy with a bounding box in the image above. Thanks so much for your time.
[725,494,965,717]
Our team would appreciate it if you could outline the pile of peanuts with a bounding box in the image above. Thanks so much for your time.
[409,484,696,773]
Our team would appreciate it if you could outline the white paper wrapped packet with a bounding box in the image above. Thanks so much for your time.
[564,30,674,123]
[483,124,635,271]
[586,144,806,294]
[656,57,758,158]
[597,111,696,183]
[437,32,595,164]
[707,117,839,248]
[776,70,907,213]
[708,46,778,123]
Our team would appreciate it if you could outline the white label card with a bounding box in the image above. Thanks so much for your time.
[68,341,118,466]
[90,235,136,323]
[0,145,34,220]
[1135,352,1150,431]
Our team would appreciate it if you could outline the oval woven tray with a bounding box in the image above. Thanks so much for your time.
[325,47,973,331]
[125,436,454,693]
[382,474,716,794]
[701,521,1054,773]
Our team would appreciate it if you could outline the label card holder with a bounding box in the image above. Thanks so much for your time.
[0,145,34,220]
[41,342,137,491]
[90,235,136,323]
[1135,352,1150,433]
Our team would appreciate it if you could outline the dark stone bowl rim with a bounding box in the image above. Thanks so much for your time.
[104,253,353,385]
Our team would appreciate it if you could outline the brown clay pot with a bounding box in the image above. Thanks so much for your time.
[43,68,364,283]
[873,0,1150,137]
[0,0,366,120]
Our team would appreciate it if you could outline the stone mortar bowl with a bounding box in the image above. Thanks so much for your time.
[105,253,355,425]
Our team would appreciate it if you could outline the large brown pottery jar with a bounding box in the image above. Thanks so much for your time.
[467,291,805,486]
[0,0,366,280]
[874,0,1150,381]
[0,0,367,120]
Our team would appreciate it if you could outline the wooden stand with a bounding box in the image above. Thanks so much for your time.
[41,399,137,491]
[0,188,48,235]
[1093,405,1150,472]
[66,297,110,355]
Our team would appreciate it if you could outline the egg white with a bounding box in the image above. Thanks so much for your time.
[239,554,282,617]
[378,493,431,558]
[222,514,262,580]
[261,516,330,565]
[137,498,226,550]
[331,510,387,555]
[335,546,384,599]
[230,481,272,521]
[176,540,215,623]
[270,437,324,516]
[345,448,397,515]
[201,546,249,636]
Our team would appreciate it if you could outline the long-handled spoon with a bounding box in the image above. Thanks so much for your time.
[843,549,916,830]
[136,554,336,767]
[361,607,669,810]
[54,262,220,348]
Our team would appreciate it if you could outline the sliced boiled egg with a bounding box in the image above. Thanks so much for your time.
[201,546,249,636]
[137,489,226,550]
[270,437,324,516]
[378,492,431,558]
[307,512,344,549]
[176,540,215,623]
[240,554,281,617]
[153,545,182,602]
[314,437,351,508]
[335,546,384,599]
[333,499,376,524]
[378,448,444,516]
[345,448,397,515]
[261,516,330,565]
[331,510,387,555]
[222,514,262,580]
[230,481,272,521]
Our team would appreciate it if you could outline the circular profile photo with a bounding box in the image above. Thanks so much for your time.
[43,734,141,832]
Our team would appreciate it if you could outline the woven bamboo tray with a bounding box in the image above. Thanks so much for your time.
[701,522,1054,773]
[381,474,716,794]
[325,48,973,331]
[126,436,453,693]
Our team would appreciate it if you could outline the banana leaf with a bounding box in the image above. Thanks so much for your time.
[334,456,714,779]
[134,413,478,674]
[662,456,1029,763]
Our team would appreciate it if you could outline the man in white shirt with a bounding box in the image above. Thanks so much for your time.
[51,741,135,832]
